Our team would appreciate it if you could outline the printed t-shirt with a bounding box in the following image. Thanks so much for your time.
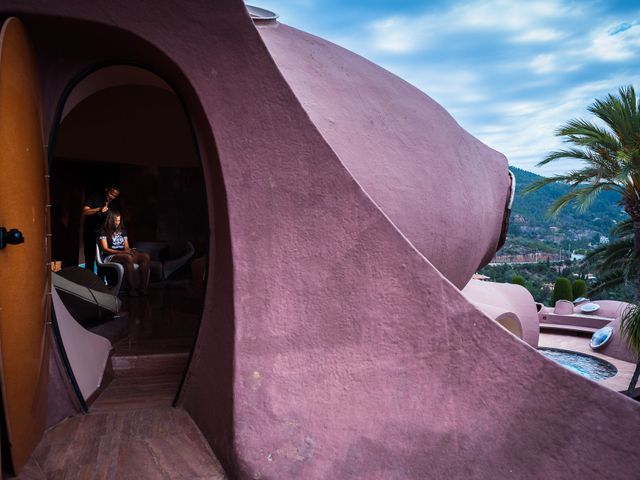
[99,228,127,251]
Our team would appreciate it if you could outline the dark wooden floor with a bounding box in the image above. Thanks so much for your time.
[18,407,226,479]
[16,281,226,479]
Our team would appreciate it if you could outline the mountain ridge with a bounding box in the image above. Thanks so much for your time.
[508,166,624,242]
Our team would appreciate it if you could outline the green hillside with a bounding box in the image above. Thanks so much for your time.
[481,167,632,304]
[508,166,625,241]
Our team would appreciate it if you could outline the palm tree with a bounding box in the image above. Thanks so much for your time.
[621,305,640,396]
[584,219,640,295]
[525,85,640,395]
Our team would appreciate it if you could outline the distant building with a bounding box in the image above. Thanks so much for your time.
[513,214,527,224]
[571,252,586,261]
[472,274,490,281]
[600,236,610,244]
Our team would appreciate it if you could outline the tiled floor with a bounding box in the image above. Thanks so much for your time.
[15,280,226,479]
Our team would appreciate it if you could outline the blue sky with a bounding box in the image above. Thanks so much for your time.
[252,0,640,176]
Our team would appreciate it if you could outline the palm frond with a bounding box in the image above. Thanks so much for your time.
[529,86,640,228]
[587,274,626,295]
[589,86,640,149]
[584,228,640,299]
[522,175,563,194]
[611,218,634,238]
[536,150,624,187]
[556,118,621,152]
[546,182,614,215]
[621,304,640,354]
[537,148,594,166]
[585,241,631,268]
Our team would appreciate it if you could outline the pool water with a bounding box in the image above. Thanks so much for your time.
[538,348,617,381]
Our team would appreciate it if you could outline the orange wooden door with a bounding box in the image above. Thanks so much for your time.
[0,17,50,473]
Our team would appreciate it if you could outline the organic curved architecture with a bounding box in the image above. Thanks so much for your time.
[0,1,639,478]
[258,24,510,288]
[462,279,540,347]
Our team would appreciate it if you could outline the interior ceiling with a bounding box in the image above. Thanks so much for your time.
[60,65,173,121]
[54,85,199,168]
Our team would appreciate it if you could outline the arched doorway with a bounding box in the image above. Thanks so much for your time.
[49,65,209,411]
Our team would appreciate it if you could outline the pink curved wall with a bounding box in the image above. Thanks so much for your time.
[2,1,639,479]
[599,316,639,363]
[462,279,539,347]
[573,300,629,318]
[540,300,639,363]
[258,24,509,289]
[586,301,638,363]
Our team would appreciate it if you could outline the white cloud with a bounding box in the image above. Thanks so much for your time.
[263,0,640,175]
[519,17,640,75]
[529,54,557,74]
[512,28,564,43]
[468,77,640,175]
[528,53,581,75]
[364,0,580,54]
[363,1,640,79]
[394,67,488,106]
[451,0,569,31]
[368,16,433,53]
[586,26,640,62]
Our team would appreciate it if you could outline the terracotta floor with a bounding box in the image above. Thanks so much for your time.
[16,280,227,479]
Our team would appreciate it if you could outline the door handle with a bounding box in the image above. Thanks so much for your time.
[0,227,24,249]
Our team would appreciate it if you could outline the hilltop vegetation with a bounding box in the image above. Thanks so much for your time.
[500,167,626,256]
[479,167,633,305]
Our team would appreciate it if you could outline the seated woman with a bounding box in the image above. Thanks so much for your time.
[99,211,151,296]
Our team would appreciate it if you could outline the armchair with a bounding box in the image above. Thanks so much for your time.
[96,243,149,294]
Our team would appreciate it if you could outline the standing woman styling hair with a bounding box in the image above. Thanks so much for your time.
[99,211,151,296]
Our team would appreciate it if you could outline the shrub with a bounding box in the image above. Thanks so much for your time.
[511,275,526,287]
[552,277,573,304]
[572,279,587,299]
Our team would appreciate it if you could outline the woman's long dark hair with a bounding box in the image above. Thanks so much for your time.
[104,210,124,239]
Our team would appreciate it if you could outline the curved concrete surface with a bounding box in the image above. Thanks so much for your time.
[258,23,510,289]
[463,279,539,347]
[590,302,639,364]
[574,300,630,318]
[472,301,524,340]
[52,288,112,400]
[539,300,640,363]
[1,1,639,478]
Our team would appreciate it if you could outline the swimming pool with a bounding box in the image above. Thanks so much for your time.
[538,347,617,381]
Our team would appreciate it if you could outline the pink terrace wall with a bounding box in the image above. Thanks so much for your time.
[2,1,639,479]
